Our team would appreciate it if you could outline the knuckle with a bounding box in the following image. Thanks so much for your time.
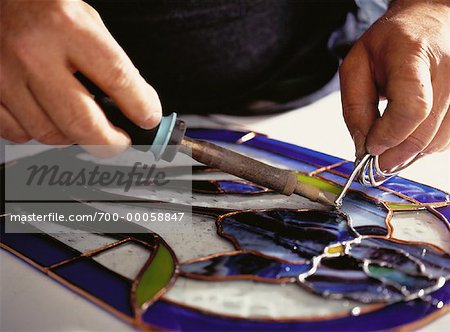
[14,132,32,143]
[377,122,403,143]
[406,38,429,56]
[386,25,430,56]
[63,110,116,146]
[35,128,65,144]
[64,111,98,140]
[103,60,135,92]
[81,2,102,21]
[9,35,47,75]
[424,139,450,154]
[378,126,403,146]
[1,128,30,143]
[389,97,432,125]
[342,102,358,118]
[15,136,31,143]
[406,97,433,120]
[10,36,36,67]
[47,1,81,31]
[341,102,371,120]
[402,135,429,154]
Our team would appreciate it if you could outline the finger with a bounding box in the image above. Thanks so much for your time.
[378,80,449,171]
[378,108,445,171]
[67,9,162,130]
[28,65,131,157]
[339,43,380,159]
[0,60,71,145]
[423,107,450,153]
[365,55,433,156]
[0,103,31,143]
[441,141,450,152]
[2,83,72,145]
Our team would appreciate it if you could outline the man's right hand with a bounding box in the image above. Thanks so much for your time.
[0,0,162,156]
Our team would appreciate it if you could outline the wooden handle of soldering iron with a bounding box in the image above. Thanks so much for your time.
[180,136,298,195]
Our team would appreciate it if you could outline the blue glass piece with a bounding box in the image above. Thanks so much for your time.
[304,256,403,303]
[216,181,266,193]
[246,136,343,167]
[209,140,317,174]
[143,297,447,331]
[191,180,268,194]
[349,243,421,275]
[382,177,450,203]
[339,192,389,236]
[363,238,450,278]
[332,162,355,175]
[181,252,311,280]
[1,233,79,267]
[52,258,133,316]
[428,283,450,304]
[191,180,222,193]
[186,129,249,143]
[353,226,388,236]
[187,128,344,169]
[435,206,450,227]
[220,210,357,261]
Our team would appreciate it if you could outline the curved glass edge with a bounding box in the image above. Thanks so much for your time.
[143,293,449,331]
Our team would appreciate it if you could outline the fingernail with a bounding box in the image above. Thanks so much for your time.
[142,112,162,129]
[377,157,391,173]
[378,158,394,173]
[352,130,366,159]
[378,154,412,174]
[390,154,420,172]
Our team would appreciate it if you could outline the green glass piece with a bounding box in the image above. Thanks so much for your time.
[386,203,422,211]
[367,265,416,287]
[366,264,434,293]
[296,173,341,195]
[368,265,394,277]
[136,243,174,307]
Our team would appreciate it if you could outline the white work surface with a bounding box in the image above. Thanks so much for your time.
[1,85,449,331]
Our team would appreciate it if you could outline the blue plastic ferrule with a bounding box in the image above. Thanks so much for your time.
[150,113,178,160]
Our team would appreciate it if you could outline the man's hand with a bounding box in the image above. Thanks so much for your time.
[340,0,450,172]
[0,0,162,156]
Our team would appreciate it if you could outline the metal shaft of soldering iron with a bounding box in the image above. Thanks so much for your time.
[180,137,336,205]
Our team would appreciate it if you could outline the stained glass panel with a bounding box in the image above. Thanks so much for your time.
[1,128,449,331]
